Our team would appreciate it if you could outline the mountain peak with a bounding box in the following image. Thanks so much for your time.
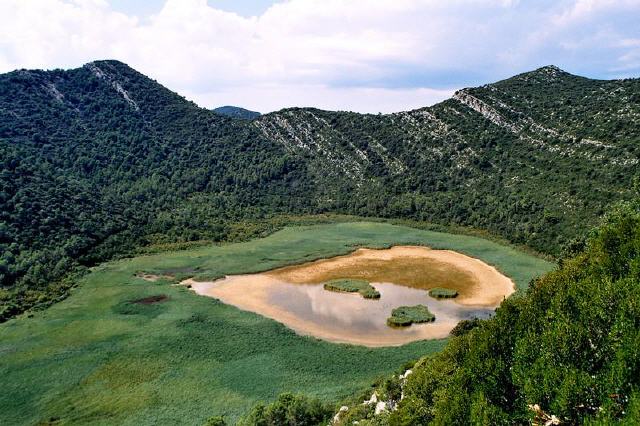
[522,65,579,82]
[533,64,569,76]
[486,65,579,89]
[85,59,131,68]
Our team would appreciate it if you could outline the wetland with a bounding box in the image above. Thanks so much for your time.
[185,246,515,346]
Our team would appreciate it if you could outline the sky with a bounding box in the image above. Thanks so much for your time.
[0,0,639,113]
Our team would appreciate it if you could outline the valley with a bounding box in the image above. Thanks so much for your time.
[1,61,638,323]
[0,58,638,425]
[0,222,551,424]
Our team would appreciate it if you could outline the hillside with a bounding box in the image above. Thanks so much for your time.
[1,61,638,320]
[255,66,639,253]
[0,60,314,319]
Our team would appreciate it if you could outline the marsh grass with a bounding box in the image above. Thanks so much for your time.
[323,279,381,299]
[428,287,459,299]
[387,305,436,327]
[0,222,551,425]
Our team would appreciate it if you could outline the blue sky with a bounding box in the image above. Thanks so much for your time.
[0,0,639,113]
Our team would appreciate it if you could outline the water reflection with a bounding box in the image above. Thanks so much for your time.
[266,281,493,341]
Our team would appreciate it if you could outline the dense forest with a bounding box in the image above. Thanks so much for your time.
[1,60,638,321]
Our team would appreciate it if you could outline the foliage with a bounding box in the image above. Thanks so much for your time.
[387,305,435,327]
[204,416,227,426]
[323,279,380,299]
[427,287,458,299]
[449,318,482,337]
[237,393,332,426]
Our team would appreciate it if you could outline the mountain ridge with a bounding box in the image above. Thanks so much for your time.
[213,105,261,120]
[1,60,638,320]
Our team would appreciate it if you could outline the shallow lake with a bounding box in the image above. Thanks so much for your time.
[187,246,514,346]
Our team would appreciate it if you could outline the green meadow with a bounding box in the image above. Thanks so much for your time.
[0,222,554,425]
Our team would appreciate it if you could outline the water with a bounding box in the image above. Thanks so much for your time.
[267,281,493,341]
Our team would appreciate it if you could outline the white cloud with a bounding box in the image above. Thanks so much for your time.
[0,0,638,113]
[182,83,455,114]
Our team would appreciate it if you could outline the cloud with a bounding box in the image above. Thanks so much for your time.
[0,0,638,113]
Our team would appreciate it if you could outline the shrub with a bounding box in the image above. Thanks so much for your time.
[204,416,226,426]
[237,393,332,426]
[428,287,458,299]
[450,318,481,336]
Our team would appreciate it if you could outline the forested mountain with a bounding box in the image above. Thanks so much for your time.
[213,105,261,120]
[255,66,639,253]
[1,61,638,320]
[0,60,314,319]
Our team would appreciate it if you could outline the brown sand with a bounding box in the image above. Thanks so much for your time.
[183,246,515,347]
[267,246,514,306]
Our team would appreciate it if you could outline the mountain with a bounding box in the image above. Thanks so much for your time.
[0,60,638,320]
[254,66,639,253]
[0,60,313,319]
[213,105,261,120]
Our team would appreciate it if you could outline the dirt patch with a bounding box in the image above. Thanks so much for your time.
[131,295,169,305]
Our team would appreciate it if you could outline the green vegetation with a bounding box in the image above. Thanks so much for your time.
[3,60,638,424]
[329,200,640,425]
[387,305,435,327]
[237,393,332,426]
[323,279,380,299]
[427,287,458,299]
[1,61,637,321]
[0,222,549,425]
[204,416,227,426]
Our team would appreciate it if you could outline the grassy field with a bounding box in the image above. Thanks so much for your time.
[0,222,554,425]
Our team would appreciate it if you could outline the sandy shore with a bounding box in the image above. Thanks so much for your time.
[267,246,515,306]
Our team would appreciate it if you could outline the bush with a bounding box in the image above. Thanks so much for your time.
[204,416,226,426]
[449,318,481,336]
[237,393,332,426]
